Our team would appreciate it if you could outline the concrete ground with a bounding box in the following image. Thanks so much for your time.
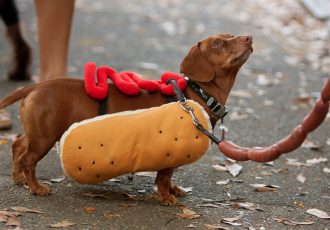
[0,0,329,229]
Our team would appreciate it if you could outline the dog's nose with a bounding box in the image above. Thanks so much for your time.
[240,35,253,44]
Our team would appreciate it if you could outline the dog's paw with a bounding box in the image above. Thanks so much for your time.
[170,185,187,197]
[159,194,177,206]
[12,174,28,186]
[30,184,51,196]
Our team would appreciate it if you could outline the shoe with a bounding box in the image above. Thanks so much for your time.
[0,110,12,130]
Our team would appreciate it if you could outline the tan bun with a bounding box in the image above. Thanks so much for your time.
[60,100,211,184]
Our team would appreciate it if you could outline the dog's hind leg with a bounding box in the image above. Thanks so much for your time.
[18,138,55,195]
[12,134,28,185]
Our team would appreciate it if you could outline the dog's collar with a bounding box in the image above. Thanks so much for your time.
[184,76,228,118]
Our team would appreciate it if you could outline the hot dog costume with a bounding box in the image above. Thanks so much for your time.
[59,100,211,184]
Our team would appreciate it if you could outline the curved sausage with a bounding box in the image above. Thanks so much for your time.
[218,77,330,162]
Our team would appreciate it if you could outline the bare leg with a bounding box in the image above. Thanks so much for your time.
[155,168,186,205]
[34,0,75,82]
[12,135,27,185]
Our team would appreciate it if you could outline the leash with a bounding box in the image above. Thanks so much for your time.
[167,79,223,144]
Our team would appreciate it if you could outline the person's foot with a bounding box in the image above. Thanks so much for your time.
[0,110,12,130]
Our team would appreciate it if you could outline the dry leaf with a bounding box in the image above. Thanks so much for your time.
[216,179,230,185]
[204,224,230,230]
[11,206,43,214]
[212,165,228,172]
[296,173,306,183]
[273,217,314,226]
[221,216,242,226]
[323,167,330,173]
[176,207,200,219]
[5,215,20,226]
[286,158,311,167]
[177,186,193,193]
[0,213,8,223]
[80,192,107,199]
[197,203,221,208]
[225,163,242,177]
[306,208,330,219]
[231,202,263,211]
[83,207,95,212]
[302,140,323,150]
[250,184,279,192]
[50,175,66,183]
[50,220,76,228]
[306,157,328,164]
[118,203,137,208]
[135,171,157,177]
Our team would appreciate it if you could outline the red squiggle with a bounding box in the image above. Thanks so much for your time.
[84,62,187,100]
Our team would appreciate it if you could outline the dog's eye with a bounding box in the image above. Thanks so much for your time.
[212,40,223,48]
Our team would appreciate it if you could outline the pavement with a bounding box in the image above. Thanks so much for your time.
[0,0,329,229]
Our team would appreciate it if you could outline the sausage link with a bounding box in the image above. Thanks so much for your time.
[218,77,330,162]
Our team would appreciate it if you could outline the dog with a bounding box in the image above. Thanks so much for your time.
[0,33,253,205]
[0,0,31,81]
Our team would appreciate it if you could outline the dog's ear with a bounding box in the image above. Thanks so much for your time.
[180,42,215,82]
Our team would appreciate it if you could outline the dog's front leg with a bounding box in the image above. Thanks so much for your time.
[155,168,186,205]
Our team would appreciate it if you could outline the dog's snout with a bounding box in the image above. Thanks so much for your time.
[240,35,252,44]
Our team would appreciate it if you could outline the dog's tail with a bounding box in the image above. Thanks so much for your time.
[0,84,38,109]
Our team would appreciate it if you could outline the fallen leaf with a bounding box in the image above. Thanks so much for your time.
[306,208,330,219]
[11,206,43,214]
[306,157,328,164]
[135,171,157,177]
[5,215,20,226]
[302,140,323,150]
[50,220,76,228]
[178,186,193,193]
[80,192,107,199]
[118,203,137,208]
[212,165,228,172]
[83,207,95,212]
[175,207,200,219]
[273,217,314,226]
[323,167,330,173]
[0,213,8,222]
[231,202,263,211]
[50,175,66,183]
[204,224,230,229]
[221,216,242,226]
[216,179,230,185]
[197,203,221,208]
[250,184,279,192]
[286,158,311,167]
[108,178,121,182]
[103,212,121,219]
[296,173,306,183]
[225,162,242,177]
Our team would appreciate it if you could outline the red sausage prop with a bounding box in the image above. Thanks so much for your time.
[218,77,330,162]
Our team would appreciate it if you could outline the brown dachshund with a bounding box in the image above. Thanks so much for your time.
[0,33,253,205]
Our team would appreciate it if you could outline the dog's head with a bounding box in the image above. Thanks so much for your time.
[180,33,253,82]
